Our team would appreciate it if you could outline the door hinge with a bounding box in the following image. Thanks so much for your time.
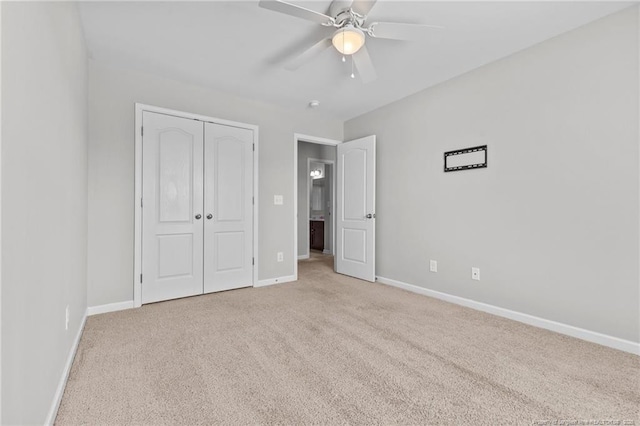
[252,196,254,205]
[253,143,255,151]
[252,257,254,266]
[140,274,143,283]
[140,198,143,208]
[141,127,144,137]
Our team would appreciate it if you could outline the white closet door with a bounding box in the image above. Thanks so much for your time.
[142,112,204,304]
[203,122,254,293]
[336,135,376,282]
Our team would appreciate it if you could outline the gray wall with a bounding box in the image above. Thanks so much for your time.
[88,61,343,307]
[297,142,336,257]
[345,7,639,342]
[1,2,88,424]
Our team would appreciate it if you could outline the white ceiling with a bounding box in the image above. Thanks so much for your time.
[78,1,633,121]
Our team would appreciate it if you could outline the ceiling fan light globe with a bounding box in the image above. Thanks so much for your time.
[332,27,365,55]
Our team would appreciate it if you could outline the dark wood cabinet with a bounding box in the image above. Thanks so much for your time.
[310,220,324,251]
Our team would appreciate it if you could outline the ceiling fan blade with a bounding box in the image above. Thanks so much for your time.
[259,0,335,25]
[353,45,377,83]
[350,0,377,16]
[369,22,443,40]
[285,38,333,70]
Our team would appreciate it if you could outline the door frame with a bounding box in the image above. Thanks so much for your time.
[293,134,341,281]
[305,158,335,258]
[134,103,259,308]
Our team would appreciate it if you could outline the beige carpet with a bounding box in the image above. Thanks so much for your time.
[57,254,639,425]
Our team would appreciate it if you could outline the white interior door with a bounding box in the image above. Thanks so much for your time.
[142,112,204,304]
[203,122,254,293]
[336,135,376,282]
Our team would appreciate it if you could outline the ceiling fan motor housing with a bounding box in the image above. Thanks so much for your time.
[331,5,367,30]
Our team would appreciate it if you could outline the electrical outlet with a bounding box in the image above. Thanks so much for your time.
[429,260,437,272]
[65,305,70,331]
[277,252,284,262]
[274,195,283,205]
[472,267,480,281]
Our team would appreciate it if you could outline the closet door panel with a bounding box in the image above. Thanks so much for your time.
[141,112,204,304]
[204,123,254,293]
[215,139,244,221]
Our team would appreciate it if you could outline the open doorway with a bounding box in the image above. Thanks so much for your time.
[294,135,340,280]
[307,160,334,256]
[293,134,377,283]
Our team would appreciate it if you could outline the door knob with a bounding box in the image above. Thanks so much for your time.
[366,213,375,219]
[206,214,213,220]
[195,214,202,220]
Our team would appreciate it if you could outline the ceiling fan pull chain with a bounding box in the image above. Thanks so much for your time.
[351,55,355,79]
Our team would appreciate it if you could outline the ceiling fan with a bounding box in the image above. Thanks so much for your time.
[258,0,442,83]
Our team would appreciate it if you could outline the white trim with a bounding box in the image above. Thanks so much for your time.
[295,134,342,147]
[45,311,87,425]
[134,105,142,308]
[255,275,296,288]
[253,128,260,293]
[87,301,134,316]
[305,159,311,259]
[297,254,310,260]
[293,134,341,281]
[307,158,335,258]
[134,103,259,307]
[0,3,3,420]
[376,276,640,355]
[322,249,331,255]
[637,5,640,351]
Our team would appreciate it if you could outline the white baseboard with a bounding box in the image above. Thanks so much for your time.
[297,254,310,260]
[87,300,134,316]
[322,249,331,255]
[45,311,87,425]
[255,275,296,287]
[376,276,640,356]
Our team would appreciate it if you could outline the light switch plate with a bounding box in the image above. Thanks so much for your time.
[277,252,284,262]
[274,195,283,205]
[429,260,437,272]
